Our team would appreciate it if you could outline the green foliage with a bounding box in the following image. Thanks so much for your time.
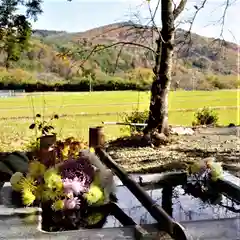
[206,75,238,89]
[80,67,96,81]
[1,17,32,67]
[192,107,219,126]
[29,113,59,137]
[24,138,40,152]
[0,75,150,91]
[121,108,149,134]
[25,113,59,152]
[0,0,42,67]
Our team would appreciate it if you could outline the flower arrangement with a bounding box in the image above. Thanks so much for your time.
[184,158,224,204]
[10,139,115,231]
[187,157,223,182]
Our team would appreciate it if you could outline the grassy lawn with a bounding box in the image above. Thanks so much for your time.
[0,90,238,151]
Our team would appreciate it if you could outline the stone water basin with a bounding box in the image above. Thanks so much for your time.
[0,171,239,239]
[107,171,240,227]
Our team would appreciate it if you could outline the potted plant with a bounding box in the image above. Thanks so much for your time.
[29,113,59,150]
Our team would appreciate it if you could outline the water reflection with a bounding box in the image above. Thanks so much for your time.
[103,184,240,228]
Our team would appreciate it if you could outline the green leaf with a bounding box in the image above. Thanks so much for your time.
[29,123,36,129]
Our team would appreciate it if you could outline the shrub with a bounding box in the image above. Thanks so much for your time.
[192,107,218,126]
[24,138,40,152]
[121,108,149,134]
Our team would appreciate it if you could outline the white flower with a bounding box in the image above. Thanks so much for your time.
[208,162,223,181]
[10,172,24,192]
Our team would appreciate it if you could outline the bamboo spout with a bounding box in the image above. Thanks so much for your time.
[95,148,189,240]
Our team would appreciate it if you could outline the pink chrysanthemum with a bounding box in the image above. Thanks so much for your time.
[64,197,80,209]
[59,156,94,188]
[63,177,88,195]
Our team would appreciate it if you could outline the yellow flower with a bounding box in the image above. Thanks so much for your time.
[89,147,95,153]
[10,172,24,192]
[20,176,37,192]
[86,213,104,225]
[61,146,70,159]
[28,161,46,178]
[208,162,223,181]
[22,189,36,206]
[42,188,63,201]
[188,161,206,175]
[51,200,64,211]
[44,168,63,191]
[84,183,105,205]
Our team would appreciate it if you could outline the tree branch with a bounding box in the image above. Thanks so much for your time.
[219,0,230,39]
[173,0,188,20]
[147,0,161,32]
[79,41,156,68]
[175,0,207,57]
[187,0,207,35]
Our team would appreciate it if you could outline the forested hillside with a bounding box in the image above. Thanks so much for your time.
[0,22,238,91]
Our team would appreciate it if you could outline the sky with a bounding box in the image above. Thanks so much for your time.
[25,0,239,44]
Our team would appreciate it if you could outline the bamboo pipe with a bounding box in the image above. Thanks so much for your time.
[95,148,188,240]
[214,179,240,204]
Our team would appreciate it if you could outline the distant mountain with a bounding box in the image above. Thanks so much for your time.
[32,29,67,37]
[0,22,238,90]
[32,22,238,75]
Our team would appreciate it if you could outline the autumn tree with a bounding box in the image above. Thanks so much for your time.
[139,0,188,136]
[0,0,42,68]
[143,0,235,137]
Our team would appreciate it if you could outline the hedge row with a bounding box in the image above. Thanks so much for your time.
[0,80,151,92]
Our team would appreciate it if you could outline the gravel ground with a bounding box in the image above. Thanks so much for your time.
[107,127,240,178]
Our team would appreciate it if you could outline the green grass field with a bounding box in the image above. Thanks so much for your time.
[0,90,238,151]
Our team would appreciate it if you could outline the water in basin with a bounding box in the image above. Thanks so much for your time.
[104,186,239,228]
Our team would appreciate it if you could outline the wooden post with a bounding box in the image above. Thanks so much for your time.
[162,186,173,217]
[89,126,105,148]
[39,134,56,149]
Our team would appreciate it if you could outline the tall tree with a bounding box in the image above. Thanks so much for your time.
[0,0,42,68]
[143,0,187,136]
[143,0,235,137]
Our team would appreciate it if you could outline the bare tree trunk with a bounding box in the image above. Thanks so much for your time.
[5,53,10,70]
[144,0,174,136]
